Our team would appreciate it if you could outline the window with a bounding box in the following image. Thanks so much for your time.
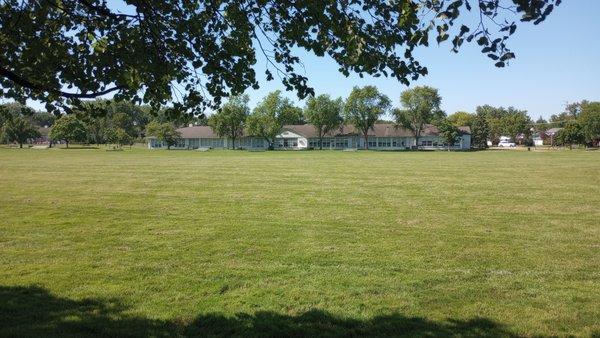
[335,139,348,148]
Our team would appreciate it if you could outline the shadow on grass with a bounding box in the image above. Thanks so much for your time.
[1,285,518,337]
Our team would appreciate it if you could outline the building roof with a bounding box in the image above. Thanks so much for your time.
[284,124,470,137]
[170,124,471,139]
[545,127,563,135]
[176,125,220,138]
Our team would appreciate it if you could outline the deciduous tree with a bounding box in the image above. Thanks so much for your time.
[112,128,134,148]
[304,95,344,149]
[501,109,532,143]
[3,115,40,148]
[447,111,474,127]
[578,101,600,147]
[0,1,559,115]
[31,112,56,128]
[145,121,181,150]
[344,86,391,149]
[394,86,442,150]
[246,91,301,150]
[49,115,87,148]
[556,120,584,150]
[437,118,461,151]
[208,95,250,149]
[470,112,490,149]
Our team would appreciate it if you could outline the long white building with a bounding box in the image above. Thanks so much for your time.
[148,123,471,150]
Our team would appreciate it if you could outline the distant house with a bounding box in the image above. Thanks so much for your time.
[545,128,563,146]
[545,128,562,136]
[148,123,472,150]
[532,133,544,146]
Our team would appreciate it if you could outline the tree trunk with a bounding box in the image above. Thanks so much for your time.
[232,137,235,150]
[319,135,323,150]
[66,141,69,148]
[19,142,23,148]
[414,135,419,150]
[364,133,368,150]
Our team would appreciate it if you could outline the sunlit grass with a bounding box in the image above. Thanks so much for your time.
[0,148,598,336]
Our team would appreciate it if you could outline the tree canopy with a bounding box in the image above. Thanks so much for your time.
[246,90,301,149]
[344,86,391,149]
[556,120,584,150]
[2,115,40,148]
[145,121,181,150]
[578,102,600,146]
[304,95,344,149]
[0,102,41,147]
[502,109,532,142]
[447,111,474,127]
[470,112,490,149]
[437,118,461,151]
[0,1,559,116]
[208,95,250,149]
[394,86,442,149]
[475,105,530,144]
[49,115,87,147]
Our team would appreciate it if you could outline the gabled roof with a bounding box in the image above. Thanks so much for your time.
[177,125,219,138]
[545,127,563,135]
[170,123,471,139]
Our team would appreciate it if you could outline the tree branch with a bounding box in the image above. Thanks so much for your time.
[0,66,125,99]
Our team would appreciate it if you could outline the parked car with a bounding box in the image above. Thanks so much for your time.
[498,140,516,147]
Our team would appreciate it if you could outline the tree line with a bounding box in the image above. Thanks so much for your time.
[0,100,204,148]
[448,101,600,149]
[533,101,600,148]
[207,86,453,150]
[205,86,600,151]
[2,86,599,150]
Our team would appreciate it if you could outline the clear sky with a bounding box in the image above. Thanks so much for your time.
[17,1,600,119]
[244,0,600,120]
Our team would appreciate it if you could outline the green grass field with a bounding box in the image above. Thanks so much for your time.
[0,148,598,337]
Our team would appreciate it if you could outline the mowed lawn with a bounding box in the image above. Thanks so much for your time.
[0,148,598,337]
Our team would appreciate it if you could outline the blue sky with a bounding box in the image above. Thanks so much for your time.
[245,0,600,120]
